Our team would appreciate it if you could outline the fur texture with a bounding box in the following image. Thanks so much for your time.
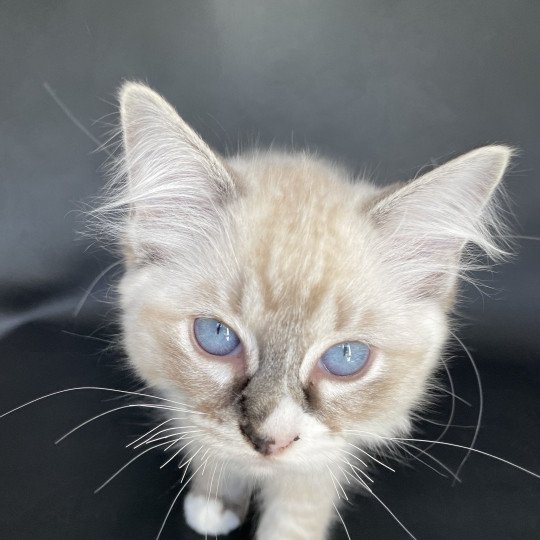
[101,82,511,539]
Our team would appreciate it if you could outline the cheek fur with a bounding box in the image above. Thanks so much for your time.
[126,303,247,419]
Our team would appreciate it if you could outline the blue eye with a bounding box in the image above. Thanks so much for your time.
[320,342,370,377]
[193,318,241,356]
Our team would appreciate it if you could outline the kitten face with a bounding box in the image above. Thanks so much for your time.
[109,83,510,476]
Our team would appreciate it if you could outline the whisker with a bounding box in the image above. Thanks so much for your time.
[127,418,178,448]
[138,430,202,448]
[332,502,352,540]
[161,438,199,468]
[344,430,540,479]
[339,464,361,486]
[0,386,201,420]
[432,385,472,407]
[415,417,475,429]
[163,434,193,452]
[215,459,226,500]
[415,359,458,457]
[73,260,123,317]
[60,330,114,345]
[55,403,198,444]
[155,458,208,540]
[205,459,219,540]
[401,441,460,482]
[339,450,374,482]
[402,438,540,479]
[397,442,450,480]
[339,448,367,468]
[178,445,203,472]
[339,457,372,491]
[326,465,348,500]
[326,467,343,500]
[369,489,417,540]
[347,442,395,472]
[181,447,207,482]
[451,332,483,484]
[94,441,170,494]
[200,449,212,476]
[136,427,200,448]
[338,456,370,485]
[43,82,111,156]
[341,447,418,539]
[335,463,351,485]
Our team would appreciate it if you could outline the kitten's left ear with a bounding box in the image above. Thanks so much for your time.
[370,145,513,299]
[114,82,237,262]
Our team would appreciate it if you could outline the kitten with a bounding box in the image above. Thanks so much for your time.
[102,82,511,539]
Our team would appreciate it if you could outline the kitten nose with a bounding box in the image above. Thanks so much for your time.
[240,423,299,456]
[267,435,300,455]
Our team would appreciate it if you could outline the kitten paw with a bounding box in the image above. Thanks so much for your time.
[184,492,242,536]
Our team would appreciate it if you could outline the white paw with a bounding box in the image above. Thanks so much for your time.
[184,493,241,536]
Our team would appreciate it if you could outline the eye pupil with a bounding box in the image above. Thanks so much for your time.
[321,341,370,377]
[194,318,241,356]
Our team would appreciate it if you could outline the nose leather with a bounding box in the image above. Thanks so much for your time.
[239,421,275,455]
[239,421,299,455]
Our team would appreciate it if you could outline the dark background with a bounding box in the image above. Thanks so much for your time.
[1,1,538,539]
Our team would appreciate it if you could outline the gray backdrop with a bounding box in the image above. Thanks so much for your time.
[2,0,539,352]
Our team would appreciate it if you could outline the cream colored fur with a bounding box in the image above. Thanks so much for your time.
[100,82,512,539]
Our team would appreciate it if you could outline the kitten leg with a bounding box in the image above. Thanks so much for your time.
[183,460,252,536]
[257,473,338,540]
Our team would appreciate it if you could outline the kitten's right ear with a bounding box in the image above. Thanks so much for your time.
[112,82,236,263]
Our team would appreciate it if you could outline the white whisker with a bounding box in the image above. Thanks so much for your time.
[205,459,219,540]
[401,440,460,482]
[347,442,395,472]
[127,418,177,448]
[451,332,483,484]
[339,450,374,482]
[344,430,540,479]
[326,465,348,500]
[369,489,417,540]
[339,457,372,491]
[55,403,196,444]
[94,441,169,494]
[397,442,450,480]
[155,458,208,540]
[432,386,472,407]
[332,502,351,540]
[200,449,212,477]
[136,427,200,448]
[181,447,206,482]
[326,467,342,500]
[412,359,459,463]
[73,260,123,317]
[161,438,199,468]
[0,386,200,420]
[163,434,192,452]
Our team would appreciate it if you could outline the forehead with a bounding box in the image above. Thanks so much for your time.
[227,155,383,344]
